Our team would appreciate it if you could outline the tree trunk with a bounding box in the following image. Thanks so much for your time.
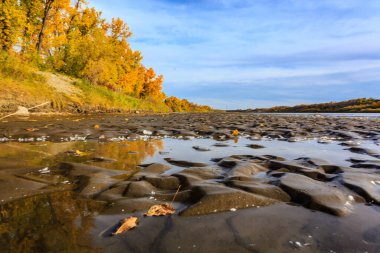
[36,0,54,52]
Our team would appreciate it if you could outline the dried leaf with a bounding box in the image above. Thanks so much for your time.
[113,217,138,235]
[232,129,239,136]
[94,124,100,129]
[75,150,92,156]
[26,128,39,132]
[144,204,176,217]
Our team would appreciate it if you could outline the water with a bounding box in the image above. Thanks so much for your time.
[1,137,380,253]
[0,138,378,173]
[255,112,380,119]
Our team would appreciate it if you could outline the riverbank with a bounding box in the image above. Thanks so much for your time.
[0,54,212,115]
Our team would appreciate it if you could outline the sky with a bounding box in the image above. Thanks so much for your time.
[91,0,380,109]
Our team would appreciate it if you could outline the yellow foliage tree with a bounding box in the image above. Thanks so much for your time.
[0,0,25,51]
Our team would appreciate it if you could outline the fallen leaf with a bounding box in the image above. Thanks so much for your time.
[75,150,92,156]
[42,124,53,129]
[26,128,39,132]
[232,129,239,136]
[113,217,138,235]
[94,124,100,129]
[260,123,265,127]
[144,204,176,217]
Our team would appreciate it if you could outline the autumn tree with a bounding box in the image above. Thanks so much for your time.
[1,0,175,108]
[0,0,25,51]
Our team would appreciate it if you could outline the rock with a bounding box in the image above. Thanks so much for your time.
[164,158,208,168]
[154,130,172,136]
[342,173,380,204]
[144,175,181,190]
[96,183,129,201]
[318,138,333,144]
[319,165,344,174]
[14,106,30,116]
[212,130,233,140]
[330,130,363,140]
[227,162,268,179]
[130,163,172,181]
[59,163,129,198]
[217,158,240,168]
[213,143,229,147]
[295,157,330,167]
[172,167,223,187]
[339,141,360,147]
[351,163,380,169]
[175,129,198,137]
[142,129,153,135]
[153,190,192,202]
[227,180,291,202]
[180,184,278,216]
[124,181,158,198]
[249,134,262,140]
[192,146,211,152]
[288,137,302,142]
[247,144,265,149]
[103,198,162,214]
[269,160,311,172]
[346,147,380,159]
[279,173,357,216]
[127,133,141,140]
[142,163,172,174]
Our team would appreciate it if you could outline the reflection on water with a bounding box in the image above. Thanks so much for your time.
[0,191,105,253]
[0,140,164,171]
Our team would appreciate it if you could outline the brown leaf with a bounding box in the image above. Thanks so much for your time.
[94,124,100,129]
[144,204,176,217]
[26,128,39,132]
[113,216,138,235]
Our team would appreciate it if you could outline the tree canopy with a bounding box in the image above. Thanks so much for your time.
[0,0,165,101]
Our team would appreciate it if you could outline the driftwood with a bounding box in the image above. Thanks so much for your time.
[0,102,50,121]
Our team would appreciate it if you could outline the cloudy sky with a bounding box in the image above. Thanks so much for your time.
[92,0,380,109]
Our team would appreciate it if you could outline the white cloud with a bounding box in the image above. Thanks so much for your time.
[91,0,380,108]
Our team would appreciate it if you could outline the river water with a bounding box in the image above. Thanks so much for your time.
[0,113,380,253]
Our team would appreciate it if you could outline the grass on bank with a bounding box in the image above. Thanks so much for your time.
[0,53,171,113]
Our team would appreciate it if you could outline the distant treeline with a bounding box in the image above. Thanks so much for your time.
[251,98,380,113]
[0,0,211,112]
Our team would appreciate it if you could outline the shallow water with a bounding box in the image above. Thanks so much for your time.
[0,137,378,172]
[1,137,380,253]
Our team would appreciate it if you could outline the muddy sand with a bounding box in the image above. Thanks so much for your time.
[0,112,380,253]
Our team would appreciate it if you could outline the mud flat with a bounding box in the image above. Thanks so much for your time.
[0,112,380,253]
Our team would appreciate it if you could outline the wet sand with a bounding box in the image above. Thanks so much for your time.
[0,112,380,253]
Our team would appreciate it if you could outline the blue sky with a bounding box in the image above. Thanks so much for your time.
[92,0,380,109]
